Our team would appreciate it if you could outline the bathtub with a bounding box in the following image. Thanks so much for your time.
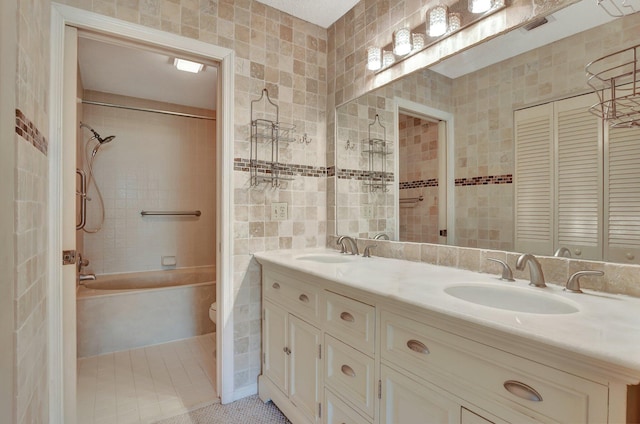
[77,266,215,358]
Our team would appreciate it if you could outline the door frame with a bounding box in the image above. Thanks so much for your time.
[393,97,454,244]
[49,4,235,422]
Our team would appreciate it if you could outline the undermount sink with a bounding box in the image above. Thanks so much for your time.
[296,253,359,264]
[444,284,579,314]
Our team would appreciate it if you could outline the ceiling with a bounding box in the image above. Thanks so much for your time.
[78,36,218,110]
[255,0,360,28]
[77,0,617,111]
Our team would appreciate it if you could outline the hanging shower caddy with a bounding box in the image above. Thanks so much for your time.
[586,43,640,128]
[361,114,391,192]
[249,88,296,187]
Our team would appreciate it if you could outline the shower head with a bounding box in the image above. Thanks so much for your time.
[80,121,116,144]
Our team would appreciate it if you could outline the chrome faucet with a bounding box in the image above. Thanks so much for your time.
[373,233,389,240]
[515,253,546,288]
[337,236,359,255]
[565,270,604,293]
[554,247,572,258]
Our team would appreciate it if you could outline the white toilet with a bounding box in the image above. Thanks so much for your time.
[209,302,217,324]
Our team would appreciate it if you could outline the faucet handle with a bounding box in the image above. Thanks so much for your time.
[565,270,604,293]
[363,244,377,258]
[487,258,515,282]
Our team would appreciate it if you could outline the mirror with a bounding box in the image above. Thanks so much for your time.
[335,2,640,263]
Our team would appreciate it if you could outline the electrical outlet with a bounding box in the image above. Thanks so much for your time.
[362,204,373,219]
[271,202,288,221]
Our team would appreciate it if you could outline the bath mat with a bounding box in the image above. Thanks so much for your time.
[152,395,291,424]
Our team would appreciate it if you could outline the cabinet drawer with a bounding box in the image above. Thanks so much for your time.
[264,271,319,323]
[324,291,375,355]
[325,389,371,424]
[325,335,376,419]
[380,310,608,423]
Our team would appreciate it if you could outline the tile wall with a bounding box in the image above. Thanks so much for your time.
[14,0,51,422]
[80,91,216,275]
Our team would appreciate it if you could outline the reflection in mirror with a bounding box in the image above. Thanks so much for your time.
[334,6,640,264]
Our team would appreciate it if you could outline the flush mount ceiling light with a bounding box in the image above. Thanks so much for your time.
[469,0,492,13]
[429,5,449,37]
[173,58,204,73]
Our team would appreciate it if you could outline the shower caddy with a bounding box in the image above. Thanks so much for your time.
[362,114,392,192]
[586,43,640,128]
[249,88,296,187]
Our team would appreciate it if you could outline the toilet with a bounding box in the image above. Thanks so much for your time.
[209,302,217,324]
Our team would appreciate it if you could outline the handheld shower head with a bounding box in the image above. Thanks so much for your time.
[80,121,116,144]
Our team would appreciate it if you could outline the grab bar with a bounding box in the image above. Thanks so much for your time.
[140,210,202,217]
[399,195,424,204]
[76,169,87,230]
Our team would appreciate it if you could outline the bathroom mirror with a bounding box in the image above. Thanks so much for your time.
[335,2,640,264]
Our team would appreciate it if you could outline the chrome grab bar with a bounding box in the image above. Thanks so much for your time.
[140,210,202,217]
[399,195,424,204]
[76,169,87,230]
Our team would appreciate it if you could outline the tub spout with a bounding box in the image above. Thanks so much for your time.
[79,273,96,283]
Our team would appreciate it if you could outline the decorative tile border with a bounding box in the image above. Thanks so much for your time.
[336,168,395,182]
[455,174,512,186]
[234,158,327,177]
[400,179,438,189]
[15,109,47,155]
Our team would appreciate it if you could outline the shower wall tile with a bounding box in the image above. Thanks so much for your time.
[81,92,216,275]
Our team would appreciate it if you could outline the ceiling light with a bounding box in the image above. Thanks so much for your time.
[393,27,412,56]
[448,13,462,32]
[429,5,449,37]
[469,0,492,13]
[174,58,204,73]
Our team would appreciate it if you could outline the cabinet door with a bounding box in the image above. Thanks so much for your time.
[263,300,288,394]
[289,315,322,423]
[379,365,459,424]
[461,407,495,424]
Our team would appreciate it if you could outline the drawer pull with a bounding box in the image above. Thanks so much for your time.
[272,282,280,289]
[407,339,430,355]
[341,364,356,378]
[340,311,355,322]
[503,380,543,402]
[299,294,309,303]
[283,347,291,355]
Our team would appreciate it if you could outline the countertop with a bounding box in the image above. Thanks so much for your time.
[254,248,640,381]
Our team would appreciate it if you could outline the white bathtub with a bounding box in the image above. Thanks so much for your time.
[77,266,215,358]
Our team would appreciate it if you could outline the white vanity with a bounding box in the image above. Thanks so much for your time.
[255,249,640,424]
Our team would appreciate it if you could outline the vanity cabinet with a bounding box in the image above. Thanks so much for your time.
[258,264,616,424]
[261,272,322,423]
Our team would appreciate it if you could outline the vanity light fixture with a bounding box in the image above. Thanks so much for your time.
[412,33,426,51]
[393,27,412,56]
[448,13,462,32]
[173,58,204,73]
[366,46,382,71]
[468,0,492,13]
[429,5,449,37]
[383,50,395,67]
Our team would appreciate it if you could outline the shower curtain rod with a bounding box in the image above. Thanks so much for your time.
[81,100,216,121]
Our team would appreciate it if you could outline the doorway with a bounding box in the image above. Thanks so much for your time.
[49,4,235,423]
[393,98,454,245]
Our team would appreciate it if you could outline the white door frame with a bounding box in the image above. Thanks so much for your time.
[49,4,235,423]
[393,97,454,244]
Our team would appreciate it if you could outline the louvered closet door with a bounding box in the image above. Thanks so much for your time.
[554,94,603,260]
[605,125,640,264]
[515,103,554,255]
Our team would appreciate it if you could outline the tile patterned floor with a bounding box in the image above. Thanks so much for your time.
[77,333,217,424]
